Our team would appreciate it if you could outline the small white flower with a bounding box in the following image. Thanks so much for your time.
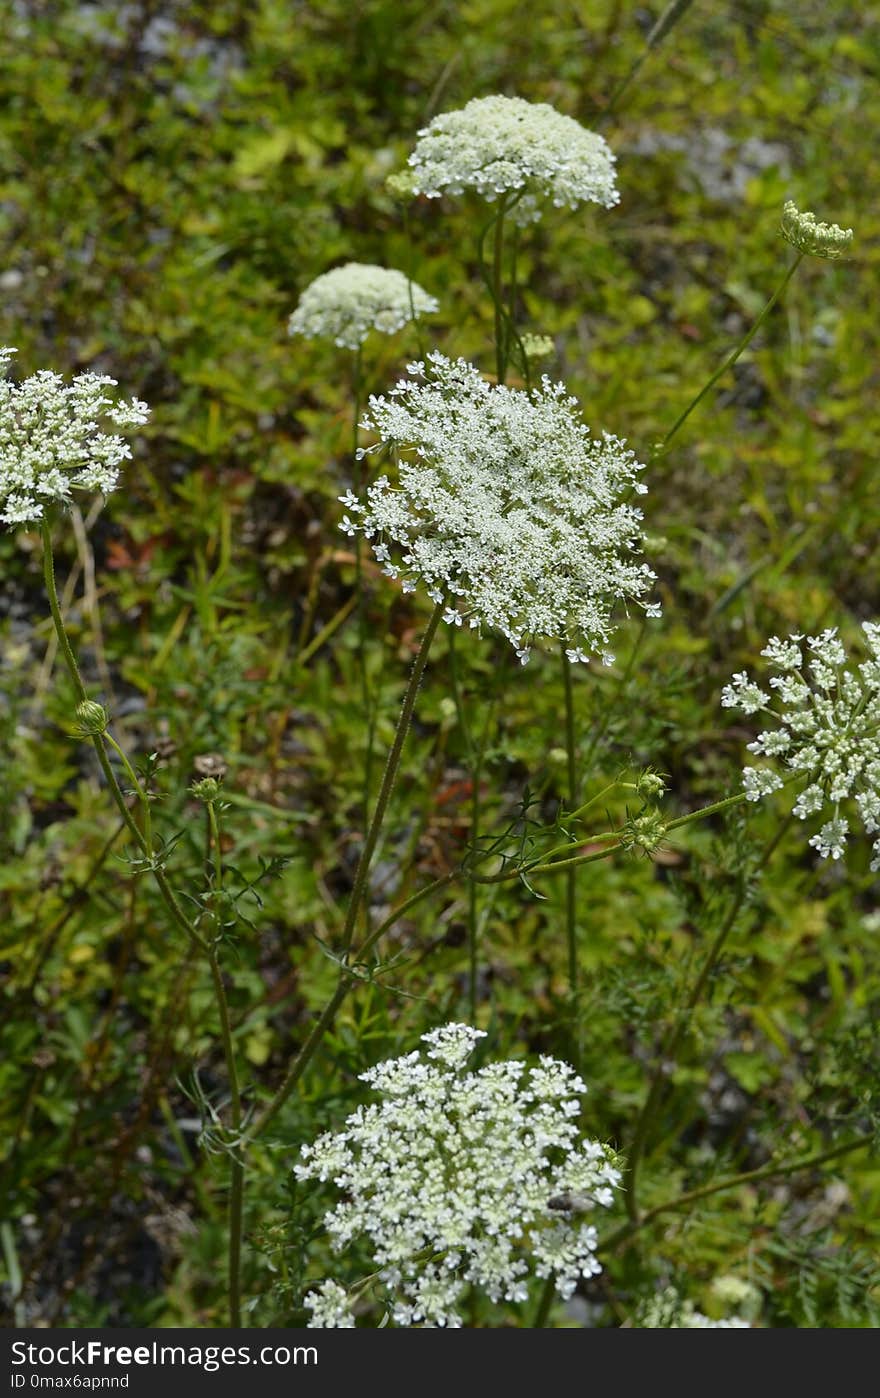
[296,1024,620,1328]
[0,347,149,527]
[348,353,657,661]
[724,623,880,865]
[339,515,358,537]
[288,263,438,351]
[408,95,618,224]
[303,1279,356,1328]
[781,200,853,260]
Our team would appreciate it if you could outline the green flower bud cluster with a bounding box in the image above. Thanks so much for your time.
[620,808,667,856]
[781,200,853,259]
[190,776,222,803]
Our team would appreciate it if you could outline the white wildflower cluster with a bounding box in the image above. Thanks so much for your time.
[295,1023,621,1328]
[407,95,619,224]
[0,347,149,527]
[520,333,556,362]
[341,353,658,665]
[781,200,853,260]
[639,1287,751,1329]
[287,263,438,351]
[721,624,880,867]
[303,1280,356,1329]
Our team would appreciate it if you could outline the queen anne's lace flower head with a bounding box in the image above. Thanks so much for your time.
[341,353,658,665]
[721,624,880,868]
[781,200,853,259]
[0,347,149,527]
[303,1280,356,1329]
[288,264,438,351]
[295,1023,621,1328]
[638,1286,752,1329]
[407,95,619,224]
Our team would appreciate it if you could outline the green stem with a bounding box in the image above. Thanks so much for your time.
[493,194,509,384]
[531,1275,557,1328]
[603,0,696,116]
[250,604,444,1141]
[604,1136,871,1255]
[104,731,152,852]
[340,601,443,953]
[560,646,579,999]
[205,801,244,1326]
[658,252,805,455]
[623,815,792,1223]
[42,513,238,1315]
[207,944,244,1327]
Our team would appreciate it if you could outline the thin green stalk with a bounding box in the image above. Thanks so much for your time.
[623,815,793,1223]
[351,345,376,842]
[448,630,480,1017]
[104,731,152,852]
[493,194,509,384]
[531,1275,556,1328]
[560,645,579,998]
[604,1135,870,1255]
[658,252,805,455]
[603,0,696,116]
[250,603,445,1140]
[341,600,444,953]
[41,515,241,1320]
[206,800,243,1329]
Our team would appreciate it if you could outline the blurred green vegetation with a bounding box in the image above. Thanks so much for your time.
[1,0,879,1327]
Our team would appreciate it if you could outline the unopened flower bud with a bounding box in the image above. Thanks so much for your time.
[621,809,667,855]
[190,776,222,802]
[520,333,555,362]
[74,699,108,736]
[385,169,416,201]
[781,200,853,259]
[637,770,666,797]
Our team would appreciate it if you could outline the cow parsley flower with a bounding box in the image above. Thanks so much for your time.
[781,200,853,260]
[407,95,619,223]
[721,624,880,867]
[303,1280,356,1329]
[295,1023,621,1328]
[287,264,438,351]
[639,1287,751,1329]
[0,347,149,527]
[343,353,657,663]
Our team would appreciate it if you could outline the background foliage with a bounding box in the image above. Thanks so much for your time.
[1,0,879,1327]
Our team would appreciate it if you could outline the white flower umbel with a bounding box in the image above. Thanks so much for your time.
[781,200,853,260]
[343,353,657,663]
[287,264,438,351]
[721,624,880,867]
[0,347,149,527]
[407,95,619,224]
[303,1280,356,1329]
[295,1023,621,1328]
[639,1287,751,1329]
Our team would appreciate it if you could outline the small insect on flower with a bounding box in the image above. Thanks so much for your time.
[546,1192,597,1215]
